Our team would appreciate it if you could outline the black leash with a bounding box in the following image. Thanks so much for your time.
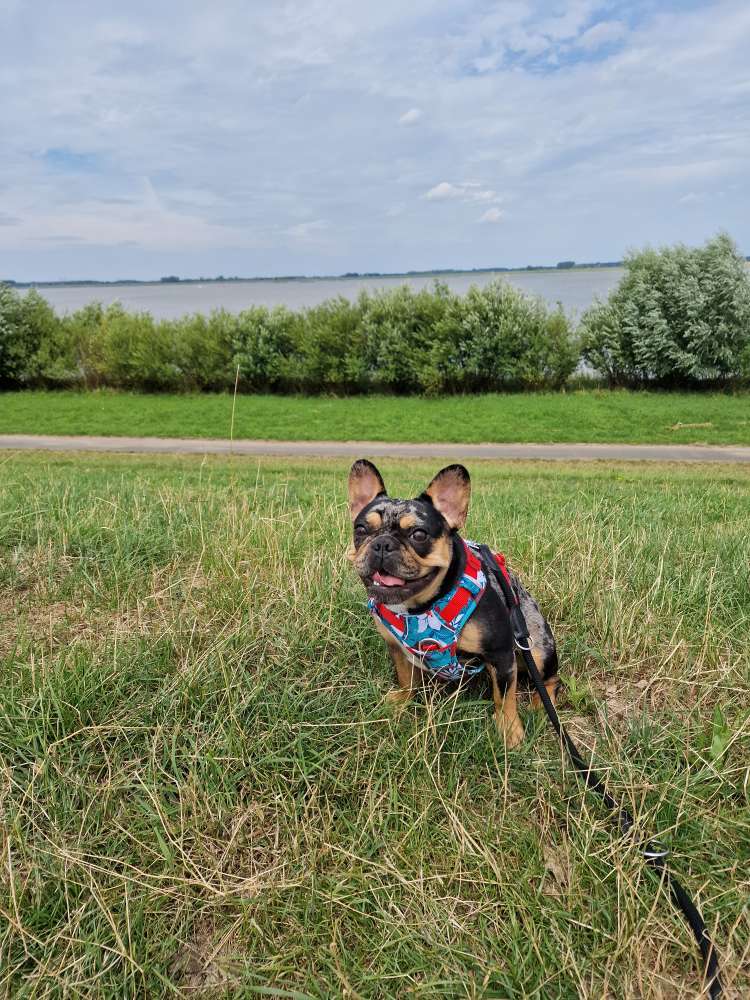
[478,544,721,999]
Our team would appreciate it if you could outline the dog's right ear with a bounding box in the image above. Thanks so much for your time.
[348,460,387,520]
[423,464,471,529]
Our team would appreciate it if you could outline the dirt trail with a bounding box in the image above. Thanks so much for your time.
[2,434,750,463]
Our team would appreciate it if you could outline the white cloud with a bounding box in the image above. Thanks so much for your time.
[0,0,748,279]
[423,181,501,204]
[479,207,504,224]
[424,181,464,200]
[576,20,627,51]
[398,107,422,126]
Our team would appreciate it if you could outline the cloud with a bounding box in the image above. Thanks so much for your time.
[398,107,422,126]
[423,181,501,204]
[424,182,465,200]
[479,207,504,224]
[0,0,748,279]
[576,20,627,51]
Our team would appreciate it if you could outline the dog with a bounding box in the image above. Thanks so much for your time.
[347,459,559,747]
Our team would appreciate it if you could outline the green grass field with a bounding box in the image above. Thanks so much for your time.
[1,452,748,997]
[1,389,750,445]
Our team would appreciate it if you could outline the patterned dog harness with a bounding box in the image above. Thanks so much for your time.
[368,539,509,682]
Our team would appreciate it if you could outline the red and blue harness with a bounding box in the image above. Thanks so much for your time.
[368,539,513,682]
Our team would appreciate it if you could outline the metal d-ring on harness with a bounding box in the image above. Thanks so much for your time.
[477,544,722,1000]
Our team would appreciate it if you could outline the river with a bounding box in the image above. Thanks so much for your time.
[32,267,624,320]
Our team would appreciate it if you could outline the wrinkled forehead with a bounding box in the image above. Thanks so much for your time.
[358,497,443,533]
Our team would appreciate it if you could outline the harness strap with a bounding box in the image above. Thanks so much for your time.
[370,540,487,681]
[477,544,721,1000]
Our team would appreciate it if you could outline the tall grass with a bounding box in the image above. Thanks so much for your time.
[1,453,748,996]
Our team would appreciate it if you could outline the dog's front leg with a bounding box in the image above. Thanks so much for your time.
[384,643,418,707]
[487,656,524,749]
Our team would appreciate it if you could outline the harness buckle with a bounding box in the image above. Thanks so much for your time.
[415,636,451,657]
[514,635,534,652]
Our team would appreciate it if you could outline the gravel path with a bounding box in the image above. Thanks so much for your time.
[2,434,750,463]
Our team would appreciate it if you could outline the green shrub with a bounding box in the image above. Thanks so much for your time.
[1,281,579,394]
[232,306,300,391]
[285,297,367,392]
[459,281,577,391]
[56,303,113,388]
[0,286,60,387]
[360,283,456,393]
[54,305,236,390]
[97,306,181,390]
[581,233,750,386]
[169,310,235,391]
[418,281,577,394]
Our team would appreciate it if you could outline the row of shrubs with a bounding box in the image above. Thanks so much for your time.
[0,280,578,393]
[2,234,749,393]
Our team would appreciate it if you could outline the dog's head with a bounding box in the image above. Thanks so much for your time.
[347,459,470,608]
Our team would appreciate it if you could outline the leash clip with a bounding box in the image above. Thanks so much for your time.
[509,605,532,651]
[642,840,670,860]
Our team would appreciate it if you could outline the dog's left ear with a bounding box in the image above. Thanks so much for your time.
[348,459,387,520]
[424,465,471,529]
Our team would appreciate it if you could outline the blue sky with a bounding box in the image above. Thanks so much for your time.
[1,0,748,280]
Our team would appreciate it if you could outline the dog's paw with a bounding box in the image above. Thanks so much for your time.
[495,713,524,749]
[385,688,413,707]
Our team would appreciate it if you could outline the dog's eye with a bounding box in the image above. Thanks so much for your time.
[410,529,428,543]
[354,524,367,538]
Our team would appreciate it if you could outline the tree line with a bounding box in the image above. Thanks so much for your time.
[1,234,748,394]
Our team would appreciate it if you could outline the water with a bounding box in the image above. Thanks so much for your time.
[32,268,624,320]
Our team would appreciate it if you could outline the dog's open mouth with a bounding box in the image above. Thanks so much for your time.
[373,571,406,587]
[366,567,438,599]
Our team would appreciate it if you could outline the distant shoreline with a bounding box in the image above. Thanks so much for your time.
[3,261,624,289]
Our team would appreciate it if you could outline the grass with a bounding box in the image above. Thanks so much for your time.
[1,389,750,445]
[0,451,748,997]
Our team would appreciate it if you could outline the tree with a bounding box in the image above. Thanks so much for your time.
[580,233,750,386]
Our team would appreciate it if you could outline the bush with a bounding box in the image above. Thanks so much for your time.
[0,280,580,394]
[53,305,181,391]
[425,281,578,393]
[581,233,750,386]
[0,286,59,387]
[360,283,456,393]
[284,297,367,392]
[232,306,300,391]
[169,310,236,391]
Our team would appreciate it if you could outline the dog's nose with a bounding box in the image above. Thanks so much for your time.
[370,534,398,557]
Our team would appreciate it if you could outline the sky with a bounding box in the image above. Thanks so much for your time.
[1,0,748,281]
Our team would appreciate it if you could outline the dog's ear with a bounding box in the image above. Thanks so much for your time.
[424,465,471,529]
[348,460,387,520]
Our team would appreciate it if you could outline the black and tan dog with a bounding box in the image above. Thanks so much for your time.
[347,459,559,747]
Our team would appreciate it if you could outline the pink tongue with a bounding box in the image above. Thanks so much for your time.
[373,571,406,587]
